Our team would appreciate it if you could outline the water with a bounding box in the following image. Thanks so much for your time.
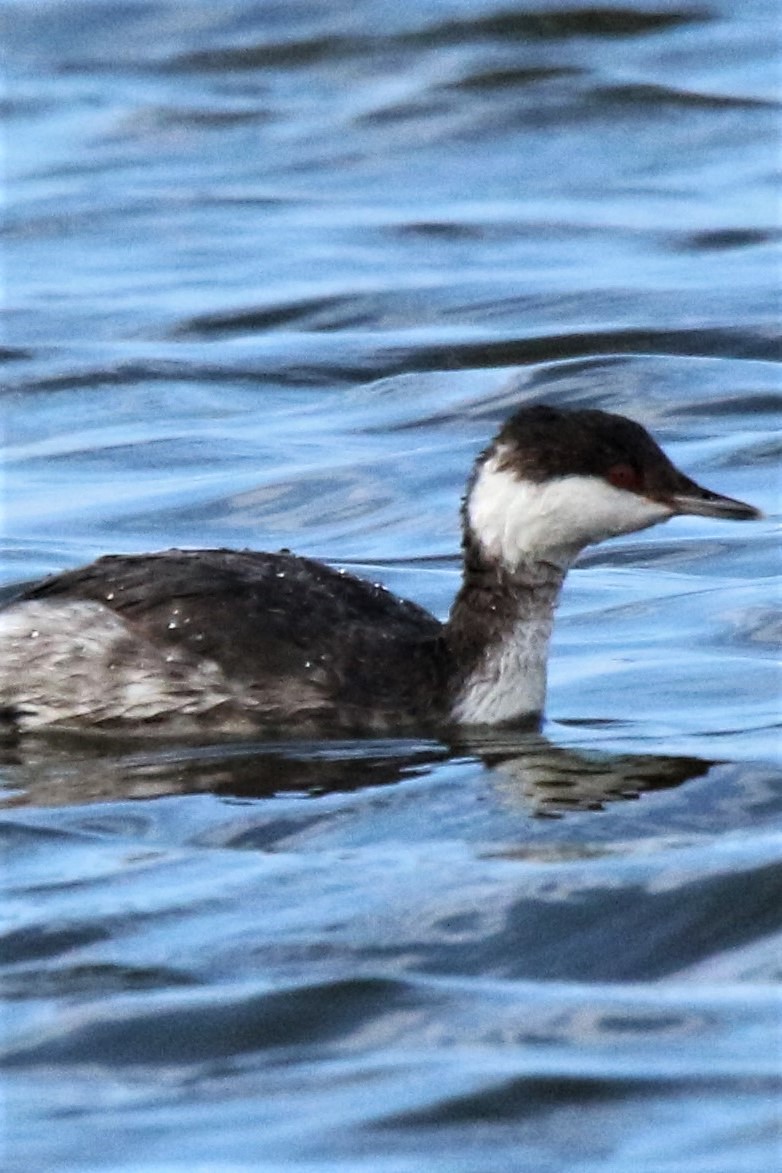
[2,1,781,1169]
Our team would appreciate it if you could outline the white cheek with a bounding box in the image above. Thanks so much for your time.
[467,457,672,568]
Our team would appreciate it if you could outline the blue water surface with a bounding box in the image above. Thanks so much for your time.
[2,1,780,1170]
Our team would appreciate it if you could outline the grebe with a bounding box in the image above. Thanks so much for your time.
[0,405,760,734]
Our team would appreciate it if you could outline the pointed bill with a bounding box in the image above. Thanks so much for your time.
[670,476,762,521]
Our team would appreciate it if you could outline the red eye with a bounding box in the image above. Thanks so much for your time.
[607,463,640,491]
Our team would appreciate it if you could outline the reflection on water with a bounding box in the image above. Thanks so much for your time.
[0,732,449,807]
[464,733,714,816]
[2,0,780,1169]
[0,728,713,815]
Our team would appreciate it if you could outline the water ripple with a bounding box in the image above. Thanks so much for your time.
[3,0,779,1167]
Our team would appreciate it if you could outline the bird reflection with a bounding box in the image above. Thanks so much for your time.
[454,730,712,817]
[0,727,712,814]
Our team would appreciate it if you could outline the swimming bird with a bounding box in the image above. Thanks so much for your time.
[0,404,760,735]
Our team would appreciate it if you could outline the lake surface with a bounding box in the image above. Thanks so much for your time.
[2,1,780,1169]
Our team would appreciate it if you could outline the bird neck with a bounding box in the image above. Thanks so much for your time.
[445,538,566,726]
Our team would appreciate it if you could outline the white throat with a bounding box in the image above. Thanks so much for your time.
[466,448,673,570]
[450,606,554,725]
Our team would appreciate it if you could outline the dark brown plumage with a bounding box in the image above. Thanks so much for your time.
[21,549,451,731]
[1,404,760,734]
